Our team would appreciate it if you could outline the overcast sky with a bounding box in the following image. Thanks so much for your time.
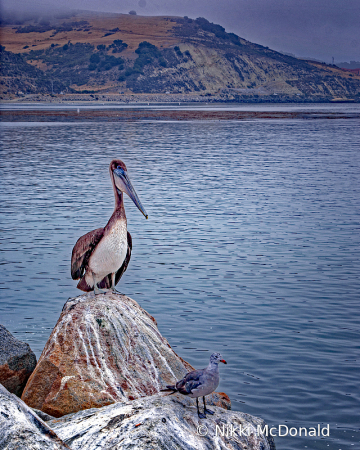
[2,0,360,62]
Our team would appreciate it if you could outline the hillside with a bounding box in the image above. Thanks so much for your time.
[1,10,359,101]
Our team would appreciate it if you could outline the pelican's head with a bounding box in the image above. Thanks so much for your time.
[210,352,227,365]
[110,159,148,219]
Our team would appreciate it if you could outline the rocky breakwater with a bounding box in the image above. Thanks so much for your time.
[0,383,68,450]
[19,292,276,449]
[49,394,275,450]
[21,293,230,418]
[0,324,37,397]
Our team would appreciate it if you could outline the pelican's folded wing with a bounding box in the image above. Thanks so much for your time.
[71,227,104,280]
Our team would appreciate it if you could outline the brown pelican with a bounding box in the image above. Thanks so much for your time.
[161,352,227,418]
[71,159,147,294]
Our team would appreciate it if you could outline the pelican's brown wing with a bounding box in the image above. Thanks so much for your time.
[71,228,104,280]
[98,231,132,289]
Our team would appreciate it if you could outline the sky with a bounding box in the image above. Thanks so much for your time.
[2,0,360,63]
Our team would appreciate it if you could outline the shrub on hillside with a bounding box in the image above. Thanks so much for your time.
[108,39,128,53]
[194,17,242,46]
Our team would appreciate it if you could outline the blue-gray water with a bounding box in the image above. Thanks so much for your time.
[0,105,359,450]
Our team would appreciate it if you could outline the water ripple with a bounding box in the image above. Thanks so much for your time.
[1,112,359,450]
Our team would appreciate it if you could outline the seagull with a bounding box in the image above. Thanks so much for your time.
[162,352,227,418]
[71,159,147,294]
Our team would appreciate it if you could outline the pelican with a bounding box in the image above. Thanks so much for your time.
[71,159,147,294]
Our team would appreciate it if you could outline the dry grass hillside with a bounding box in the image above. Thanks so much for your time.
[1,12,179,55]
[1,10,359,100]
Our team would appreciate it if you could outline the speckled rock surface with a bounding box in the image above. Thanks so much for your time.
[0,384,68,450]
[21,293,230,417]
[0,324,37,397]
[49,394,275,450]
[32,408,56,422]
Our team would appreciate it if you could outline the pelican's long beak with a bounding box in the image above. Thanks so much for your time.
[113,168,148,219]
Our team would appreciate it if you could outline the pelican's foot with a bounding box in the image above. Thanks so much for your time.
[109,287,121,294]
[94,286,108,295]
[198,412,206,419]
[204,408,214,415]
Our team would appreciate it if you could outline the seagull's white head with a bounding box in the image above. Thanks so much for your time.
[210,352,227,365]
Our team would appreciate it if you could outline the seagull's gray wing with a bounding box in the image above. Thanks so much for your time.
[176,369,204,395]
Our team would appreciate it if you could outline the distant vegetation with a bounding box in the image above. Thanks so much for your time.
[174,46,182,57]
[135,41,166,68]
[0,45,67,94]
[16,24,52,33]
[21,41,125,88]
[108,39,128,53]
[88,53,124,72]
[16,21,90,35]
[124,41,166,79]
[194,17,242,46]
[23,40,126,73]
[24,42,94,68]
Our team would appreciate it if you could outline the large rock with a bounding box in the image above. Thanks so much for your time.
[0,384,68,450]
[0,324,37,397]
[49,394,275,450]
[22,293,230,417]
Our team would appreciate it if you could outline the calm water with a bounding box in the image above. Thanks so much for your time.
[0,104,359,450]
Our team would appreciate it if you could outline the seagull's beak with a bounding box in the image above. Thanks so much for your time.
[113,168,148,219]
[220,359,227,364]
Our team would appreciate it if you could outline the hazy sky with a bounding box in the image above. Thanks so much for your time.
[2,0,360,62]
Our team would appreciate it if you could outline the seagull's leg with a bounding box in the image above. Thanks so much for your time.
[203,396,214,415]
[197,397,206,419]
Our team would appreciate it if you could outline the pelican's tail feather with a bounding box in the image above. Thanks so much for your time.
[77,275,93,292]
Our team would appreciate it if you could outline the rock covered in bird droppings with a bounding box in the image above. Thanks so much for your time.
[49,393,275,450]
[21,293,230,417]
[0,383,68,450]
[0,324,37,397]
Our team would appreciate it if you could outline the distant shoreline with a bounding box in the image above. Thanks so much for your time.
[1,106,359,122]
[1,92,358,106]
